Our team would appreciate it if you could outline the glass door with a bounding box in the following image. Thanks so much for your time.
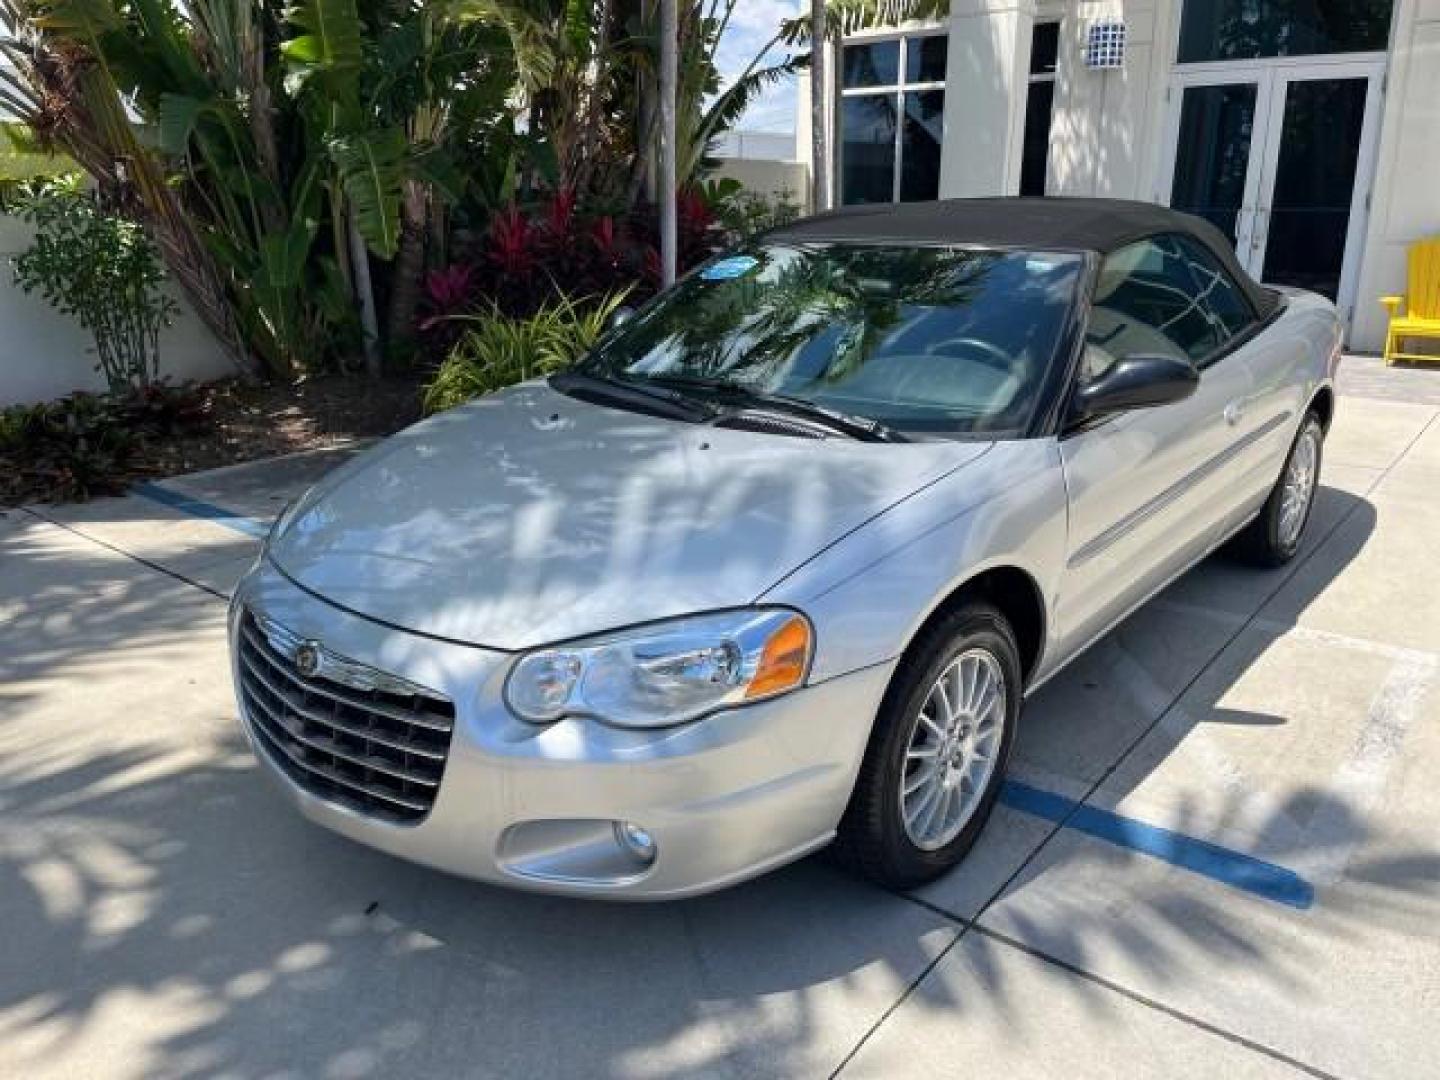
[1164,59,1383,326]
[1169,79,1266,250]
[1251,65,1383,309]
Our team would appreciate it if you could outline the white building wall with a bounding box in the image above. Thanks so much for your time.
[1352,0,1440,349]
[937,0,1036,196]
[1,214,238,407]
[713,158,811,209]
[1050,0,1179,201]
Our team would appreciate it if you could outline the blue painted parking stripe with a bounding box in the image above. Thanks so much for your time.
[132,481,269,539]
[1000,779,1315,910]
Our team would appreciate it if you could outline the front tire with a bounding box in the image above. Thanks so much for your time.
[834,602,1020,889]
[1233,411,1324,567]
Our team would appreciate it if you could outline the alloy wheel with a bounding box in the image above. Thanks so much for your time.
[1279,423,1320,549]
[899,648,1006,851]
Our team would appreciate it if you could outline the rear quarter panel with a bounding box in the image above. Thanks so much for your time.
[1228,291,1341,529]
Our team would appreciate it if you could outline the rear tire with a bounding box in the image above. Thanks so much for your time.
[834,602,1020,890]
[1233,411,1324,568]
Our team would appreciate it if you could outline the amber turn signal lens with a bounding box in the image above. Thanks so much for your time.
[745,614,812,699]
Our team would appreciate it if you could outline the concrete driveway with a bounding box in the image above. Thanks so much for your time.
[2,356,1437,1079]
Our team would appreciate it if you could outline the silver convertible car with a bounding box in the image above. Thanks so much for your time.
[229,198,1339,898]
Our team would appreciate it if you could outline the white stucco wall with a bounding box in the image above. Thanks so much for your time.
[938,0,1036,197]
[0,214,237,406]
[1352,0,1440,350]
[713,158,811,209]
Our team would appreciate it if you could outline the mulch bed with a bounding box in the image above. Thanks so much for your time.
[1,374,426,508]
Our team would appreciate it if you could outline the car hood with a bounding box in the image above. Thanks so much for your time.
[270,383,992,650]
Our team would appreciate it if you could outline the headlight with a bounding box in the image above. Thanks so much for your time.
[505,608,813,728]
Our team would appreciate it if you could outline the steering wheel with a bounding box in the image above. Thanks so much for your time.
[884,338,1016,403]
[927,337,1014,372]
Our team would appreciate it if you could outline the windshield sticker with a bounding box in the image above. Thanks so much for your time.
[701,256,759,281]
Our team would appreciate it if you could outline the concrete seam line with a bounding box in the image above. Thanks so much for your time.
[21,506,233,604]
[826,922,970,1080]
[967,924,1344,1080]
[838,884,1340,1080]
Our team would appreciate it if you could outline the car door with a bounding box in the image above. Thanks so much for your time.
[1168,233,1302,535]
[1050,235,1256,665]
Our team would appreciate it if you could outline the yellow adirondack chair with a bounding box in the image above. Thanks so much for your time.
[1382,237,1440,365]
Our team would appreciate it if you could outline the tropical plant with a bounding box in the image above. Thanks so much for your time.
[423,288,630,411]
[11,176,180,391]
[0,120,74,208]
[0,0,554,376]
[706,180,800,241]
[621,0,805,203]
[1,0,810,382]
[0,0,256,372]
[0,383,208,503]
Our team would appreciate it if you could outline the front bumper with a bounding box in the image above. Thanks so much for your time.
[229,562,893,899]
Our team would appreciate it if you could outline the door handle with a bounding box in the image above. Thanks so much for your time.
[1224,400,1246,426]
[1250,208,1268,252]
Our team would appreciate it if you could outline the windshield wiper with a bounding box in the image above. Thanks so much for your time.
[645,376,909,443]
[549,371,715,423]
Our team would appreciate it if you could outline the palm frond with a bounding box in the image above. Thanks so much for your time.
[780,0,949,46]
[695,54,803,158]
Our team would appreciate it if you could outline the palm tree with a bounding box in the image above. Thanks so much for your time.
[810,0,826,211]
[0,0,258,375]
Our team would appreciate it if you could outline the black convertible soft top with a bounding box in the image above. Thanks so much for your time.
[768,197,1279,318]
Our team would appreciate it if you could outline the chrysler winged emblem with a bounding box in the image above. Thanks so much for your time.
[255,614,440,698]
[294,642,322,678]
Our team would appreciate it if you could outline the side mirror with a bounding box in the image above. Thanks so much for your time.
[608,305,637,330]
[1072,353,1198,422]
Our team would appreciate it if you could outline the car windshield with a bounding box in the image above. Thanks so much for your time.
[576,241,1085,437]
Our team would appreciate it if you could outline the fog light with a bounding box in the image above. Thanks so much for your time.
[614,821,657,865]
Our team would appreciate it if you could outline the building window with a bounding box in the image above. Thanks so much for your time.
[1177,0,1393,63]
[1020,22,1059,197]
[840,34,947,205]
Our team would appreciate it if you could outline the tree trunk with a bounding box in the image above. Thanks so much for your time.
[626,1,659,209]
[386,180,429,353]
[571,0,614,197]
[347,212,382,376]
[659,0,678,286]
[809,0,828,213]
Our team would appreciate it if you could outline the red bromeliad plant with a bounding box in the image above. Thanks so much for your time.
[677,186,723,270]
[418,264,478,331]
[487,204,538,279]
[541,187,578,242]
[414,186,728,359]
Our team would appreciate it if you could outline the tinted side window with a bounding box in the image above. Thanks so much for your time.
[1170,233,1256,337]
[1087,236,1226,369]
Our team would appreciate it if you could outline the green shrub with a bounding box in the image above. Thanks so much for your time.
[713,188,802,242]
[0,384,208,504]
[0,123,76,211]
[423,291,632,413]
[10,176,179,393]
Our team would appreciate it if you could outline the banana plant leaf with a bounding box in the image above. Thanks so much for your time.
[328,127,406,259]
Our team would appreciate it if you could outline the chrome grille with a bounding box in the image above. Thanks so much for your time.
[236,612,455,823]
